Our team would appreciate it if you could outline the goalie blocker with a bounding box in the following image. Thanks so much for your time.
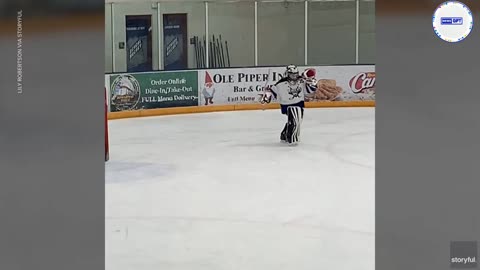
[260,65,317,145]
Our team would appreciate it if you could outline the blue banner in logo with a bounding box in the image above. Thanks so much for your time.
[441,17,463,25]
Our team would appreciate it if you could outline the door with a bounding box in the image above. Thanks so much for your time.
[126,15,152,72]
[163,14,188,70]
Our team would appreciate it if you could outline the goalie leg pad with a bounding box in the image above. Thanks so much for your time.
[297,109,304,141]
[286,106,303,144]
[280,123,288,142]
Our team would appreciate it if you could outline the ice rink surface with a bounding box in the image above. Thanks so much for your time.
[106,107,375,270]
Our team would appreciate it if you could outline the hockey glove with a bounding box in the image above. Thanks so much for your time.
[259,89,273,104]
[302,68,316,80]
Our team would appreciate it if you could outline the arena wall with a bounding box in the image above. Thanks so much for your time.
[105,1,375,73]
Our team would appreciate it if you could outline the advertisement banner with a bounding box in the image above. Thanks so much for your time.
[306,66,375,102]
[197,66,375,106]
[109,71,198,112]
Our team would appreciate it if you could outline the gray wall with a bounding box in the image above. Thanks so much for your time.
[105,3,113,73]
[308,1,356,65]
[258,1,305,66]
[209,2,255,67]
[105,0,376,72]
[359,0,375,64]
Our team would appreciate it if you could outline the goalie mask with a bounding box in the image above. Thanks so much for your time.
[285,65,299,81]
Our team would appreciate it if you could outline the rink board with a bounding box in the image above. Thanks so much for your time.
[105,65,375,116]
[108,100,375,120]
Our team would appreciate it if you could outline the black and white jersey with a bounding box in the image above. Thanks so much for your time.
[270,77,316,105]
[270,77,317,114]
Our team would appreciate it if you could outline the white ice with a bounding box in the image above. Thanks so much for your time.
[106,107,375,270]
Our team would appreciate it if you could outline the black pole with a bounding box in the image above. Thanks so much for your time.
[218,35,224,67]
[210,36,214,68]
[215,36,220,68]
[212,35,218,68]
[203,36,207,68]
[212,35,217,68]
[195,36,202,68]
[194,36,199,68]
[209,39,213,68]
[198,36,203,68]
[213,35,219,68]
[225,40,231,67]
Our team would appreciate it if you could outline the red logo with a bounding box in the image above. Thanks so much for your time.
[205,71,214,87]
[349,72,376,93]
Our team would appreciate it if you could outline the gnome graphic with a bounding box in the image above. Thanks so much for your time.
[202,72,215,105]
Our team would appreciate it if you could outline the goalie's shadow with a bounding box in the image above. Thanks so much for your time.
[231,142,298,148]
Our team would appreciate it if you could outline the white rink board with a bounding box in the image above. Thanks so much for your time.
[197,65,375,106]
[106,107,375,270]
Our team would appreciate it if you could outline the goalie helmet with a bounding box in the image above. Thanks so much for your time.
[285,65,299,81]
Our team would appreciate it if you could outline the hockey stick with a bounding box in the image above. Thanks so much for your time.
[219,35,225,67]
[203,36,207,68]
[211,35,216,68]
[225,40,231,67]
[194,36,199,68]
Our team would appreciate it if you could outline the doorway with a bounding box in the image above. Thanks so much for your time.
[163,13,188,70]
[125,15,153,72]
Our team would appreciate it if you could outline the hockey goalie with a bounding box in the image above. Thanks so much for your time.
[260,65,317,145]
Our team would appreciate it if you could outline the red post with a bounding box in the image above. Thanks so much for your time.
[105,87,109,162]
